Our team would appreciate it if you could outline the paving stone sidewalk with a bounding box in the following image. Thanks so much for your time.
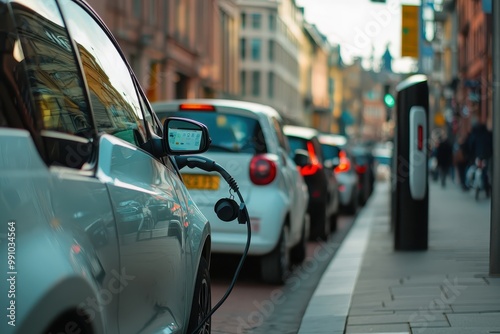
[299,179,500,334]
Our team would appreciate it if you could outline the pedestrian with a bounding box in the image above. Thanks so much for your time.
[454,134,471,191]
[466,116,493,192]
[436,135,453,187]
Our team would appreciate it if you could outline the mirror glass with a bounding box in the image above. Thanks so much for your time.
[164,118,210,154]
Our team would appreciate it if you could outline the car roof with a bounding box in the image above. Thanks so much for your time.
[151,98,282,120]
[283,125,319,139]
[318,133,348,146]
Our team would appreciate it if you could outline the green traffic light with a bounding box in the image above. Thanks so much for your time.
[384,94,395,108]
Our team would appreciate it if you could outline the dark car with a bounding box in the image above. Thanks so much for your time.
[351,145,376,205]
[0,1,214,333]
[283,125,340,240]
[318,133,360,214]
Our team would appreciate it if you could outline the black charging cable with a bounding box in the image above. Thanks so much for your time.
[175,156,252,334]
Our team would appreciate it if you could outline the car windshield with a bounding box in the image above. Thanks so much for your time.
[163,111,266,154]
[287,136,307,155]
[320,144,341,160]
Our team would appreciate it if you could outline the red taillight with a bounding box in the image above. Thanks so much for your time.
[179,103,216,111]
[250,154,277,185]
[300,141,322,176]
[355,164,367,174]
[335,150,351,174]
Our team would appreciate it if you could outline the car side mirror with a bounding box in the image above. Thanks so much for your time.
[163,117,211,155]
[293,149,311,167]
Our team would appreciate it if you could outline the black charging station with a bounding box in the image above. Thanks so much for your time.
[391,74,429,251]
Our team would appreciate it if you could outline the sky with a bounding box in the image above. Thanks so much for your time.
[296,0,421,73]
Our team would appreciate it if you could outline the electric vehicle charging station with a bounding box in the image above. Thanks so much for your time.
[391,74,429,251]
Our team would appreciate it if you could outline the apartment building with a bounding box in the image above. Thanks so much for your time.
[236,0,304,123]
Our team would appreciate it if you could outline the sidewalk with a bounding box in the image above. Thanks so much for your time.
[298,178,500,333]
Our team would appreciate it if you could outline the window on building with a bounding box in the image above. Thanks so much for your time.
[163,1,169,33]
[252,71,260,96]
[251,38,261,60]
[240,38,246,59]
[251,13,261,29]
[268,72,274,98]
[241,13,246,29]
[240,71,247,96]
[268,40,274,61]
[149,1,156,24]
[133,0,142,19]
[269,14,276,31]
[328,78,335,95]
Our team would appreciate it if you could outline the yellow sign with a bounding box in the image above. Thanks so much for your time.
[401,5,419,58]
[434,113,445,127]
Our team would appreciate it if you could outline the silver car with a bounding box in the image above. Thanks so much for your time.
[0,1,213,333]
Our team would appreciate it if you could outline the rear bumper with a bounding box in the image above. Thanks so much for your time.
[196,189,289,255]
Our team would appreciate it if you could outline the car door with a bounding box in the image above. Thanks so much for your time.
[58,1,188,331]
[1,1,121,332]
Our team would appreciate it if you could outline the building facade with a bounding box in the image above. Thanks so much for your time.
[456,0,493,131]
[303,23,332,132]
[236,0,303,122]
[86,0,240,102]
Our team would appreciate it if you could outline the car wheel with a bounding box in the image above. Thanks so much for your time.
[310,204,329,241]
[261,225,290,284]
[187,257,211,334]
[291,215,308,265]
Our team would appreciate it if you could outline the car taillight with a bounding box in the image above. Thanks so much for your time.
[335,150,351,174]
[250,154,277,185]
[300,141,322,176]
[179,103,216,111]
[355,164,367,174]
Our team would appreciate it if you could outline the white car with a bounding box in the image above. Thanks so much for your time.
[153,99,310,284]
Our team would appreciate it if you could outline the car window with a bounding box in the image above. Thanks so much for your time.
[59,0,147,147]
[138,92,163,137]
[287,136,307,153]
[10,0,93,137]
[162,111,267,154]
[7,0,96,168]
[321,144,341,160]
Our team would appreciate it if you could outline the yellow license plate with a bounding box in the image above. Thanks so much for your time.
[182,174,220,190]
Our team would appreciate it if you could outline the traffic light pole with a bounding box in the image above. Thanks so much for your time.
[491,0,500,276]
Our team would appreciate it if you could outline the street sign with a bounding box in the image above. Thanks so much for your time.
[401,5,419,58]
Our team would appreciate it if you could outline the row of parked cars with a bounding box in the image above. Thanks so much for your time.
[0,1,376,332]
[152,99,377,285]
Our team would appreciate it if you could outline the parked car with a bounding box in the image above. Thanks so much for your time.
[0,1,215,333]
[351,145,376,205]
[372,145,393,182]
[152,99,310,284]
[318,133,359,214]
[283,125,340,240]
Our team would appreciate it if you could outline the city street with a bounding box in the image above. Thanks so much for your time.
[210,214,356,333]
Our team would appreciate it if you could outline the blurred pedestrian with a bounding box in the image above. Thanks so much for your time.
[436,135,453,187]
[466,116,493,192]
[454,133,471,191]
